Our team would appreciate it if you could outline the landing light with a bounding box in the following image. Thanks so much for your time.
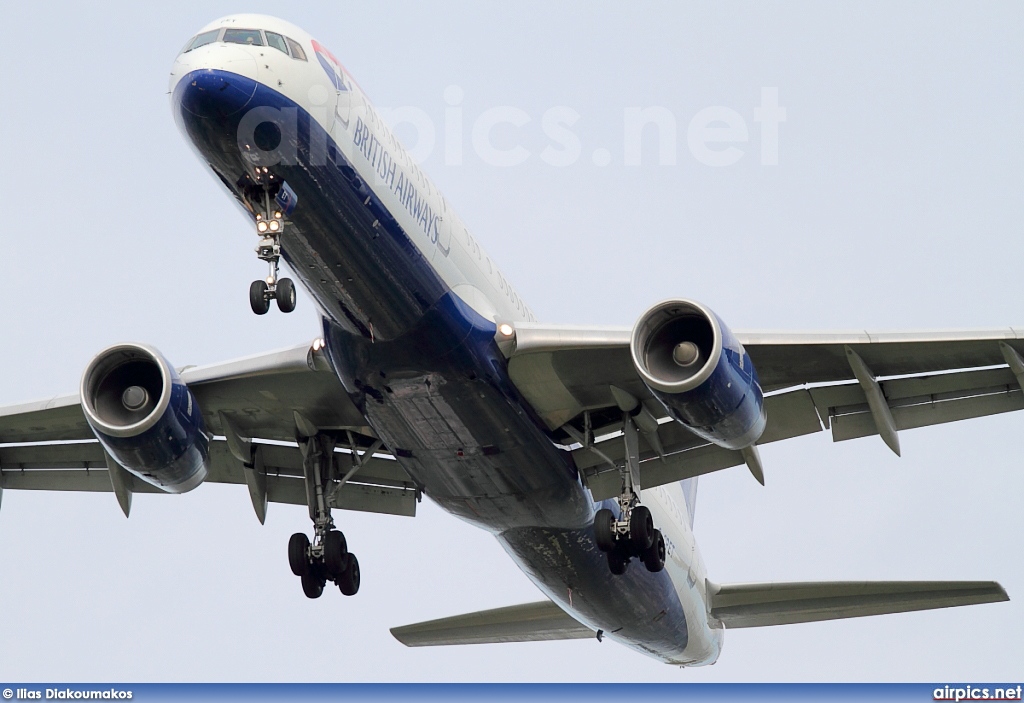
[268,220,281,232]
[498,323,514,337]
[312,338,325,351]
[257,221,269,233]
[274,211,283,219]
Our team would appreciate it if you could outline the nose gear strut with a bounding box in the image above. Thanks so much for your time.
[249,187,296,315]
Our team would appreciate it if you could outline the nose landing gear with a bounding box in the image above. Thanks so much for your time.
[249,189,296,315]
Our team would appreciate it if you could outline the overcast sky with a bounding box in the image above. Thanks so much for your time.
[1,1,1022,682]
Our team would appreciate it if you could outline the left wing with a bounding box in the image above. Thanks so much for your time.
[0,343,418,519]
[504,323,1024,497]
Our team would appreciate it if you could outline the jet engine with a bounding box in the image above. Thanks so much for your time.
[81,343,210,493]
[630,299,765,450]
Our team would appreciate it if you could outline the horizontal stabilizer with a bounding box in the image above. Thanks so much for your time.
[709,580,1008,629]
[391,600,594,647]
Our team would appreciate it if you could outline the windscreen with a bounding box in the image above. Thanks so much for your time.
[266,31,288,54]
[223,29,263,46]
[184,29,219,53]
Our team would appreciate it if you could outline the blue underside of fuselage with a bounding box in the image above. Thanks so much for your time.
[172,68,688,660]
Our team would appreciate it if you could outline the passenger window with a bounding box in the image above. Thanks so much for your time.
[223,29,264,46]
[266,32,288,55]
[285,37,307,61]
[184,29,220,53]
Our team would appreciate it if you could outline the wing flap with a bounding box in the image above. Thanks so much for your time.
[709,580,1009,629]
[739,329,1024,391]
[579,389,824,501]
[0,467,164,494]
[390,600,594,647]
[810,367,1024,441]
[0,439,418,517]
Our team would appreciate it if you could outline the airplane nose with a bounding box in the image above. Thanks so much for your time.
[174,69,259,120]
[171,44,260,120]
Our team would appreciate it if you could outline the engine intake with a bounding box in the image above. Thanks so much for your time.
[630,299,765,450]
[81,344,209,493]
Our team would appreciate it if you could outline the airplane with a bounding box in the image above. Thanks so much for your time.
[0,13,1014,667]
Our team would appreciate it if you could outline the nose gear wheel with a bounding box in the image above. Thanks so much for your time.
[249,186,296,315]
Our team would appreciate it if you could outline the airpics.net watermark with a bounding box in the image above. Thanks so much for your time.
[934,684,1023,701]
[237,87,786,170]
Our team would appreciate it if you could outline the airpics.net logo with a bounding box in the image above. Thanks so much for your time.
[236,86,786,170]
[376,86,786,168]
[934,684,1023,701]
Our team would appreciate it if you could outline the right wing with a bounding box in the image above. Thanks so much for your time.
[0,342,419,519]
[504,324,1024,497]
[708,580,1009,629]
[391,600,594,646]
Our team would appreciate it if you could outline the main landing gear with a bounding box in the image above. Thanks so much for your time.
[592,413,666,576]
[249,188,296,315]
[594,501,665,576]
[288,429,361,598]
[288,529,360,598]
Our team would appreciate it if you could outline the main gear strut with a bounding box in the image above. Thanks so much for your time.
[592,413,666,576]
[287,425,361,598]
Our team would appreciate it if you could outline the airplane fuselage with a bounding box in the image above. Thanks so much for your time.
[170,14,722,666]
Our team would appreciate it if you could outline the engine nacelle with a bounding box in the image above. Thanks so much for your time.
[81,343,209,493]
[630,299,765,450]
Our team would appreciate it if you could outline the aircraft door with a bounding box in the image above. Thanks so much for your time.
[435,198,452,259]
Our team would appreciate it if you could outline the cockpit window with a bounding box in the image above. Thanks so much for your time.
[265,32,288,55]
[286,37,307,61]
[183,29,220,53]
[223,29,264,46]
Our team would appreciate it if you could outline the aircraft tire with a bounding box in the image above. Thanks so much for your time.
[301,571,325,599]
[338,553,360,596]
[594,508,616,552]
[288,532,310,576]
[642,529,666,573]
[250,280,270,315]
[276,278,296,313]
[323,530,348,578]
[629,505,654,554]
[608,551,628,576]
